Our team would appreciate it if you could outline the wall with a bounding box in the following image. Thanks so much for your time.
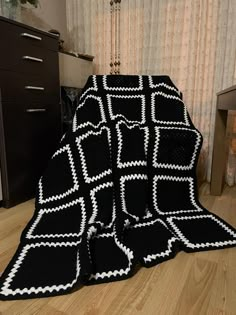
[21,0,68,49]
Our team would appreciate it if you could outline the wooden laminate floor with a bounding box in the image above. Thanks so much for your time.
[0,183,236,315]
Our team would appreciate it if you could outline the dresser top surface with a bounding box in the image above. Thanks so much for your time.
[217,84,236,96]
[0,15,58,38]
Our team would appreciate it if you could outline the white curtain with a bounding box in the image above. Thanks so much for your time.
[66,0,111,74]
[66,0,236,185]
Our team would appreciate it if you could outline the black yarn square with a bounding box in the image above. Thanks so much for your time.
[124,219,177,263]
[80,129,111,180]
[105,75,141,90]
[9,244,78,290]
[118,123,147,167]
[90,184,114,226]
[169,216,236,246]
[27,200,85,238]
[89,235,129,277]
[74,96,104,129]
[152,93,186,124]
[40,147,76,200]
[153,177,197,214]
[122,177,148,219]
[109,95,144,123]
[154,127,199,168]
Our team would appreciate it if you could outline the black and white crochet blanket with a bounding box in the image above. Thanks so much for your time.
[1,75,236,300]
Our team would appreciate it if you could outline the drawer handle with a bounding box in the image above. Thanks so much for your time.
[25,86,45,91]
[26,108,47,113]
[22,56,43,63]
[21,33,42,41]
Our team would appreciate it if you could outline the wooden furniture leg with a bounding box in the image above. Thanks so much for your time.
[210,109,228,195]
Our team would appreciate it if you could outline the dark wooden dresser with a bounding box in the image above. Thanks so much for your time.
[0,16,62,208]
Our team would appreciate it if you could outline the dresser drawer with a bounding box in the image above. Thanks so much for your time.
[0,19,58,52]
[0,69,60,104]
[0,44,58,76]
[0,100,62,206]
[0,17,61,208]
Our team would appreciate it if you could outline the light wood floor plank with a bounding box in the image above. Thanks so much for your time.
[173,256,218,315]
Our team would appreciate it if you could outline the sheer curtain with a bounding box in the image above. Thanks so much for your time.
[66,0,111,74]
[66,0,236,185]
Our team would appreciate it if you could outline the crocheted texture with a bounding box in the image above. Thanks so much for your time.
[0,75,236,300]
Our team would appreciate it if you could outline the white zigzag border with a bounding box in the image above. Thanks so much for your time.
[148,76,180,95]
[127,217,169,230]
[103,75,143,91]
[151,91,190,126]
[72,95,106,132]
[153,175,203,215]
[38,144,79,204]
[26,198,86,239]
[127,217,177,239]
[116,121,149,169]
[107,94,146,124]
[79,75,98,100]
[0,241,81,297]
[76,127,112,184]
[93,232,114,239]
[153,126,202,170]
[167,214,236,249]
[144,237,178,263]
